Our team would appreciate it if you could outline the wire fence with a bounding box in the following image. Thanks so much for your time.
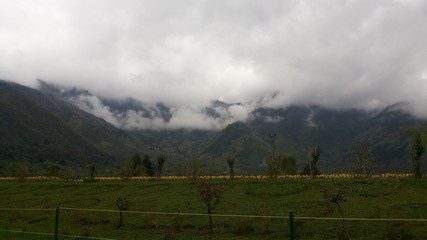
[0,207,426,239]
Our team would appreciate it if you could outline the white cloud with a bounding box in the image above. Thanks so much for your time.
[1,0,427,129]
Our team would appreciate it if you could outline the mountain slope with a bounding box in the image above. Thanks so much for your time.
[0,80,147,173]
[199,105,427,173]
[34,80,427,174]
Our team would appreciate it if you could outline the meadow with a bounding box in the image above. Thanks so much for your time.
[0,176,426,239]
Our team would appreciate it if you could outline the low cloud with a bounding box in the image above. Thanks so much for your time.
[68,93,256,130]
[2,0,427,128]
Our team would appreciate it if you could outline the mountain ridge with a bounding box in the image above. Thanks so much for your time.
[0,80,148,174]
[2,80,426,175]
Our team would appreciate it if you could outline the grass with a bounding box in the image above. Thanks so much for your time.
[0,177,426,239]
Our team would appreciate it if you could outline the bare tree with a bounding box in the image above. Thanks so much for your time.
[266,155,281,179]
[321,184,347,238]
[350,143,377,178]
[197,181,223,233]
[187,153,203,181]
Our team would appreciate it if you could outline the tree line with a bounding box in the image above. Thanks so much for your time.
[2,127,426,180]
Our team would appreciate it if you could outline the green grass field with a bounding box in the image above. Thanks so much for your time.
[0,177,426,239]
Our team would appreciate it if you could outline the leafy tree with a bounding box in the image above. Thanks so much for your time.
[156,154,166,179]
[6,162,29,181]
[226,156,235,180]
[407,130,426,178]
[267,154,297,178]
[308,146,321,178]
[45,163,61,178]
[131,153,144,176]
[281,154,297,175]
[115,194,129,228]
[142,154,154,177]
[197,181,223,233]
[350,143,376,178]
[87,163,97,181]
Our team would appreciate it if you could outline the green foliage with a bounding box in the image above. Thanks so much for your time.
[156,154,166,179]
[130,153,145,176]
[115,194,129,228]
[267,154,297,178]
[308,146,321,178]
[5,162,29,181]
[407,128,426,178]
[281,154,297,175]
[87,163,97,180]
[44,162,61,178]
[142,154,154,177]
[226,156,235,180]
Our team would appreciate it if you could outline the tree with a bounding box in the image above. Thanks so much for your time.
[266,155,282,179]
[267,154,297,178]
[115,194,129,228]
[308,146,321,178]
[350,143,376,178]
[156,154,166,179]
[197,181,223,233]
[187,153,203,181]
[321,184,347,238]
[120,159,134,180]
[408,130,426,178]
[281,155,297,175]
[59,165,77,181]
[131,153,144,176]
[142,154,154,177]
[226,156,235,180]
[45,163,61,179]
[87,163,97,181]
[6,162,29,181]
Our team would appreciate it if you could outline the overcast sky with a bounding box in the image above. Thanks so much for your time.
[1,0,427,129]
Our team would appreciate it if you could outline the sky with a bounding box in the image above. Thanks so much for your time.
[1,0,427,130]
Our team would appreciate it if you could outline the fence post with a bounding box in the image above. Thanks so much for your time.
[54,207,59,240]
[289,209,295,240]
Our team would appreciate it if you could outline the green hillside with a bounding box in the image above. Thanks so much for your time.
[198,106,427,174]
[0,80,147,174]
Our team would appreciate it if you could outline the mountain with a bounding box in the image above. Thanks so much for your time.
[0,80,148,174]
[34,80,427,174]
[199,105,427,173]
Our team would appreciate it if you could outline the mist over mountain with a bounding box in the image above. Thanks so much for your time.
[0,80,149,174]
[34,80,427,174]
[38,80,255,131]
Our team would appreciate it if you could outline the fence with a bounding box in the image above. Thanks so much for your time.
[1,207,426,240]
